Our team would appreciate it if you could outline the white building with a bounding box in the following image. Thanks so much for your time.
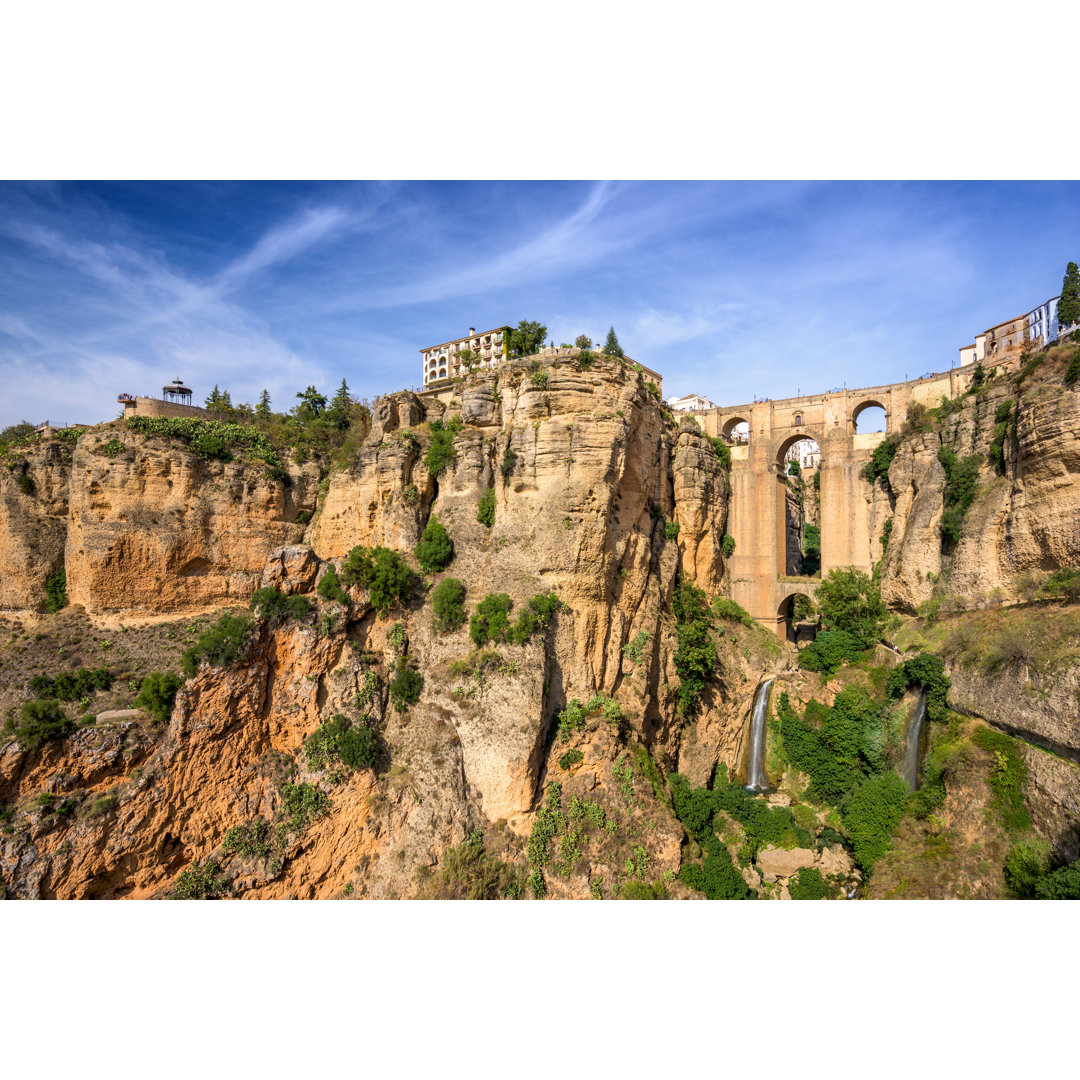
[668,393,717,412]
[421,326,509,387]
[959,291,1076,367]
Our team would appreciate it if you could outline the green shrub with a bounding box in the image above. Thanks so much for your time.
[711,438,731,470]
[664,519,680,540]
[672,576,717,716]
[558,749,584,770]
[127,415,286,480]
[886,652,950,721]
[279,781,330,833]
[424,420,458,477]
[937,446,982,546]
[710,597,755,627]
[389,666,423,712]
[431,577,467,632]
[44,568,67,613]
[317,564,348,604]
[507,591,562,645]
[988,399,1012,474]
[698,848,753,900]
[799,630,865,677]
[529,369,548,389]
[414,516,454,573]
[1004,837,1054,897]
[1034,860,1080,899]
[814,567,886,647]
[180,613,253,678]
[789,867,832,899]
[419,835,526,899]
[972,727,1029,832]
[173,859,229,899]
[476,487,496,527]
[222,820,273,859]
[30,666,113,701]
[526,781,565,869]
[721,533,735,558]
[339,724,379,770]
[1063,348,1080,388]
[133,671,183,723]
[801,523,821,576]
[620,880,669,899]
[501,447,518,485]
[17,473,34,495]
[340,545,413,618]
[860,436,899,490]
[469,593,514,647]
[13,699,76,752]
[842,772,909,873]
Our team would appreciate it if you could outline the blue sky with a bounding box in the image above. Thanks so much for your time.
[1,180,1078,430]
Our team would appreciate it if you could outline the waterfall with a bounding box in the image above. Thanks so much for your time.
[745,679,774,792]
[901,688,927,790]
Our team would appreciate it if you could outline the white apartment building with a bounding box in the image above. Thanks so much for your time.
[959,292,1076,367]
[668,393,717,412]
[421,326,509,387]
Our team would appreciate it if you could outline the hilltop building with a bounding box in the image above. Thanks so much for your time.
[118,377,210,421]
[959,292,1076,367]
[421,327,509,388]
[669,393,717,412]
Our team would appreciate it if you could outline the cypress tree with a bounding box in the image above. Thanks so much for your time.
[602,326,624,358]
[1059,261,1080,330]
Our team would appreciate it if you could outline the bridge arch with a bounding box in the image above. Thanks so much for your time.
[852,398,887,433]
[777,590,817,643]
[721,415,751,443]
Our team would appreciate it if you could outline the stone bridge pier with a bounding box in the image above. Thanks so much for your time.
[693,366,974,637]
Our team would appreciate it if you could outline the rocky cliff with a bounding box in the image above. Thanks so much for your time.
[1,357,785,899]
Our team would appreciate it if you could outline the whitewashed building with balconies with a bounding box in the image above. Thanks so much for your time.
[421,326,509,387]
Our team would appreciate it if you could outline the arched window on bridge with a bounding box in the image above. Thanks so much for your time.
[723,417,750,444]
[779,436,821,578]
[852,402,887,433]
[778,592,818,644]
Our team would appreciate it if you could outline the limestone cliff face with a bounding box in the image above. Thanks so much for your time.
[881,366,1080,613]
[0,441,70,609]
[64,430,320,615]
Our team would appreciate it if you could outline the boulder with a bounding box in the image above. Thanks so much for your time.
[817,844,854,877]
[261,545,319,596]
[95,709,148,724]
[756,846,816,878]
[766,792,792,808]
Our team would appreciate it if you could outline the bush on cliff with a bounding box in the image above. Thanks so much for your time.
[181,613,253,678]
[814,567,886,647]
[250,586,311,622]
[476,487,496,527]
[424,417,461,478]
[317,564,348,605]
[431,577,467,632]
[1034,860,1080,899]
[44,568,67,613]
[340,545,413,618]
[389,666,423,712]
[469,593,514,647]
[1004,837,1054,897]
[13,699,76,752]
[672,576,717,716]
[798,630,865,677]
[418,833,525,900]
[133,671,184,723]
[414,516,454,573]
[30,666,113,701]
[842,771,908,873]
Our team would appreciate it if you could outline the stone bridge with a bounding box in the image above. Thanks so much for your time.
[692,365,975,637]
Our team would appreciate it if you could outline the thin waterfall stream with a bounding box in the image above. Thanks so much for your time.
[901,688,927,790]
[745,678,774,792]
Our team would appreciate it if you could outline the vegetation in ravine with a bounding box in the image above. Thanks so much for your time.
[414,516,454,573]
[430,577,467,632]
[181,613,253,678]
[671,576,717,716]
[340,545,414,618]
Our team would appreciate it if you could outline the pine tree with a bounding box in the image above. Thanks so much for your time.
[1059,261,1080,330]
[255,389,272,419]
[295,385,327,417]
[204,384,222,408]
[602,327,624,358]
[328,378,353,429]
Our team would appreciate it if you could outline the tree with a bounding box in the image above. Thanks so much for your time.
[814,567,887,647]
[327,379,353,429]
[602,327,624,358]
[507,320,547,357]
[1059,261,1080,330]
[414,516,454,573]
[574,334,592,350]
[431,577,467,632]
[204,385,232,410]
[255,389,272,419]
[295,385,327,417]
